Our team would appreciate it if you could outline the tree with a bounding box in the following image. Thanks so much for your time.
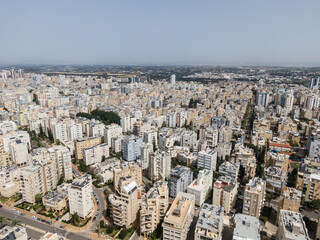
[287,168,298,187]
[101,155,106,162]
[106,224,114,234]
[35,193,42,204]
[58,173,65,185]
[99,220,105,228]
[0,215,6,226]
[70,213,80,225]
[11,218,22,227]
[39,124,45,139]
[56,139,61,145]
[47,129,54,142]
[119,229,127,239]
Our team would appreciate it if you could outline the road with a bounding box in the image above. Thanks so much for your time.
[0,207,90,240]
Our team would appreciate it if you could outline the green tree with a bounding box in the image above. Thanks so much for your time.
[99,220,105,228]
[101,155,106,162]
[0,215,6,227]
[119,229,127,239]
[39,124,45,139]
[106,224,114,234]
[47,129,54,142]
[35,193,42,204]
[11,218,22,227]
[287,168,298,188]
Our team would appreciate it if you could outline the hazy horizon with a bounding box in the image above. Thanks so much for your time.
[1,0,320,66]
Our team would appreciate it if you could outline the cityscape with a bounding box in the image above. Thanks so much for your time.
[1,1,320,240]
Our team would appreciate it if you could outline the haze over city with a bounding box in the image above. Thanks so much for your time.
[1,0,320,66]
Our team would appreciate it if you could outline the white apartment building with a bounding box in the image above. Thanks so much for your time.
[104,123,122,145]
[140,143,153,170]
[83,143,109,165]
[162,192,195,240]
[143,130,158,147]
[109,180,139,228]
[111,136,123,153]
[2,130,30,152]
[0,226,28,240]
[198,148,217,171]
[50,119,82,142]
[51,146,73,181]
[181,131,197,149]
[68,174,93,218]
[218,161,240,180]
[187,169,213,206]
[9,140,28,167]
[195,204,223,240]
[233,214,261,240]
[278,210,310,240]
[149,150,171,181]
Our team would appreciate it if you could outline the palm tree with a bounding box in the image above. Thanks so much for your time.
[0,215,6,226]
[11,218,22,227]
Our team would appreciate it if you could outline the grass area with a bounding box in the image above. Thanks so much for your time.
[290,162,301,169]
[0,193,22,203]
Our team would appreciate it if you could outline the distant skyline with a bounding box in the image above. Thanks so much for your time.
[1,0,320,66]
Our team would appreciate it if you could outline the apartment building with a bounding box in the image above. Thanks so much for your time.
[278,210,310,240]
[296,167,320,201]
[212,175,237,213]
[83,143,109,165]
[198,148,217,172]
[104,123,122,145]
[233,214,261,240]
[20,165,45,203]
[162,192,195,240]
[168,165,193,198]
[264,166,287,191]
[113,162,142,189]
[2,130,31,152]
[122,135,143,161]
[109,180,139,228]
[243,177,266,218]
[143,130,158,147]
[51,146,73,181]
[75,136,103,160]
[140,143,153,170]
[68,174,93,218]
[50,119,82,142]
[187,169,213,206]
[0,226,28,240]
[149,150,171,181]
[181,131,197,149]
[218,161,239,180]
[0,144,10,167]
[195,204,223,240]
[140,181,169,238]
[277,187,302,224]
[8,140,28,167]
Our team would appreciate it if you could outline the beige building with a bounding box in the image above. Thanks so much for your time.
[0,144,10,167]
[42,190,68,212]
[20,165,45,203]
[243,177,266,218]
[277,187,301,224]
[149,150,171,181]
[0,226,28,240]
[296,169,320,201]
[68,174,93,218]
[162,192,195,240]
[212,175,237,213]
[74,136,103,160]
[113,162,142,189]
[109,180,139,228]
[140,181,169,238]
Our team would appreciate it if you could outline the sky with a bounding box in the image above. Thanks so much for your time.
[1,0,320,66]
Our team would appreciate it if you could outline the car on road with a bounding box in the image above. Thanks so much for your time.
[32,216,37,219]
[0,204,2,208]
[41,219,46,223]
[20,212,25,216]
[59,225,65,229]
[46,220,52,225]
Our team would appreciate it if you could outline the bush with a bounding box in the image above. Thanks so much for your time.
[99,220,104,228]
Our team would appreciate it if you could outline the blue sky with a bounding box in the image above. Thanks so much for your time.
[1,0,320,66]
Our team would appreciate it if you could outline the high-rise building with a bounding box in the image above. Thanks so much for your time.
[140,143,153,170]
[122,135,143,161]
[140,181,169,238]
[187,169,213,206]
[168,165,193,198]
[68,174,93,218]
[162,192,195,240]
[277,187,301,224]
[195,204,223,240]
[233,214,261,240]
[20,165,45,203]
[83,143,109,165]
[104,124,122,145]
[113,162,142,189]
[8,140,28,167]
[212,175,237,213]
[51,146,73,181]
[74,136,103,160]
[310,77,319,90]
[170,74,176,85]
[243,177,266,218]
[198,148,217,172]
[278,210,309,240]
[256,92,269,107]
[109,180,139,228]
[50,119,82,142]
[149,150,171,181]
[0,145,10,167]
